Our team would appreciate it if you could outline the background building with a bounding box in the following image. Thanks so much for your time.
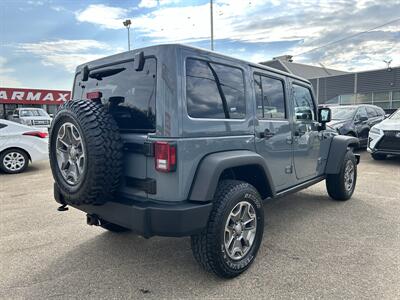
[261,56,400,112]
[0,87,71,119]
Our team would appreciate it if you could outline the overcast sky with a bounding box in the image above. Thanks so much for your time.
[1,0,399,90]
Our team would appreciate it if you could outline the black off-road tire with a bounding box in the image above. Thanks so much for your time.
[371,153,387,160]
[191,180,264,278]
[0,148,29,174]
[49,100,123,205]
[100,220,130,233]
[326,150,357,201]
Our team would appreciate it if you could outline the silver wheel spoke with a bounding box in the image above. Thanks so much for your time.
[3,152,25,171]
[224,201,258,260]
[344,160,355,191]
[56,122,85,185]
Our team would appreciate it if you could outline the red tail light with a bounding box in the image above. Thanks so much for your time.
[23,131,48,138]
[154,142,176,172]
[86,91,102,100]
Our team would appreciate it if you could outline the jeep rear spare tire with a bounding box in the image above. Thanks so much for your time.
[49,100,123,205]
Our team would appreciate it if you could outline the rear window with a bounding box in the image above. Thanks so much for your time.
[374,107,384,116]
[186,58,245,119]
[74,58,157,132]
[0,123,7,129]
[366,106,377,118]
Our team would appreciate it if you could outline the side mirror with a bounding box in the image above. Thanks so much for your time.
[49,114,54,118]
[134,51,145,71]
[359,116,368,122]
[318,107,331,123]
[12,114,18,118]
[384,114,390,119]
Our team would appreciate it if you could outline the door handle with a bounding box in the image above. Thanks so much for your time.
[264,129,275,139]
[257,129,275,139]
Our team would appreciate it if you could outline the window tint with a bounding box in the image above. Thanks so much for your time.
[254,74,285,119]
[374,107,384,116]
[355,107,368,120]
[366,106,377,118]
[293,84,315,121]
[76,58,157,131]
[186,58,245,119]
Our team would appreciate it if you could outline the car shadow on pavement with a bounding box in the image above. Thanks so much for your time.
[27,189,367,298]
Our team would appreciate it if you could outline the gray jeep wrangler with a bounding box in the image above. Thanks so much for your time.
[49,44,359,278]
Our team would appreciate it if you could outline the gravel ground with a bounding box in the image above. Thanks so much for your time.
[0,151,399,299]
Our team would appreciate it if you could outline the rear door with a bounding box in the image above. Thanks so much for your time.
[290,80,323,181]
[253,70,295,190]
[354,106,369,143]
[74,57,158,200]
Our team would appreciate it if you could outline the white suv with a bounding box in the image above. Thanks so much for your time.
[10,108,52,129]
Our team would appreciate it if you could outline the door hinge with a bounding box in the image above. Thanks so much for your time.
[125,177,157,194]
[123,141,154,157]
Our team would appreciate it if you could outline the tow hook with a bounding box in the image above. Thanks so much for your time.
[87,214,100,226]
[57,204,68,211]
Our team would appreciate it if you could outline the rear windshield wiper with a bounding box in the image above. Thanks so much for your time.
[89,67,126,80]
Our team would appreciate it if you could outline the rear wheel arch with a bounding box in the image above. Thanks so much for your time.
[0,147,31,161]
[189,151,275,202]
[219,165,272,200]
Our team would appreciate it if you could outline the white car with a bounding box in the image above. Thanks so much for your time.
[0,120,48,173]
[368,109,400,160]
[9,107,52,129]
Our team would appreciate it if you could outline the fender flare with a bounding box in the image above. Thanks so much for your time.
[325,135,359,174]
[189,150,275,202]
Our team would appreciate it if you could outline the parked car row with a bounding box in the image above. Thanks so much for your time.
[322,104,399,160]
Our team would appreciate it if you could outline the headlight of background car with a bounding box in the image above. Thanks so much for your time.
[369,127,381,135]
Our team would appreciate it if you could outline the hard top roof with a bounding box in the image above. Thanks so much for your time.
[76,43,310,84]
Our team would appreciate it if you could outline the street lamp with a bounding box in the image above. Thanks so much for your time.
[123,19,132,51]
[210,0,214,51]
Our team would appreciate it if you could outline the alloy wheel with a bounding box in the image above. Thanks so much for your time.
[224,201,257,260]
[3,152,26,172]
[344,160,355,192]
[55,122,85,185]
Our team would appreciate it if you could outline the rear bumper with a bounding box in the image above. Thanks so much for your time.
[54,184,212,238]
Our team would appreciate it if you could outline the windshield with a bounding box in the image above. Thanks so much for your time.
[330,107,356,120]
[19,109,48,117]
[74,58,156,132]
[389,109,400,120]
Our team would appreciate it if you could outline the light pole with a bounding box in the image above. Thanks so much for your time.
[123,19,132,51]
[210,0,214,51]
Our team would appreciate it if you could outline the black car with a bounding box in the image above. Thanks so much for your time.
[327,105,385,147]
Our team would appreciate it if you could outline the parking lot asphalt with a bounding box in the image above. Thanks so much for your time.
[1,151,399,299]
